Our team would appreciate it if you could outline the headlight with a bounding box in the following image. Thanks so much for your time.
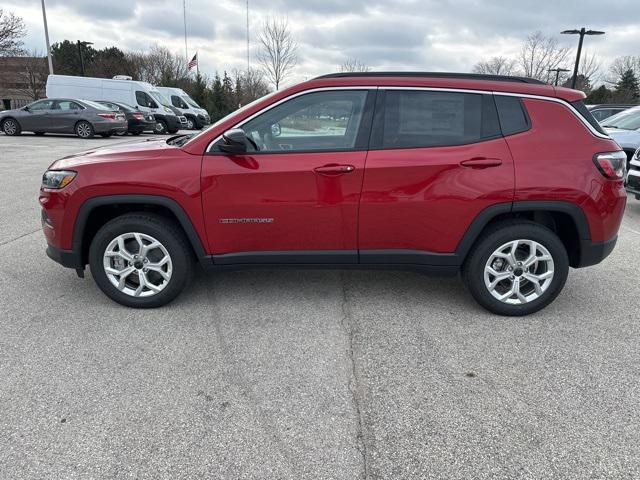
[164,107,173,113]
[42,170,77,189]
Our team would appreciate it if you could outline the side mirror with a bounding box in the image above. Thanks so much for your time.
[219,129,251,154]
[23,105,30,112]
[271,122,281,137]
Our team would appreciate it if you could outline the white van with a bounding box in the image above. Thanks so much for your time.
[45,74,188,134]
[156,86,210,130]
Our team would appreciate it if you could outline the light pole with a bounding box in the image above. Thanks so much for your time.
[561,28,605,89]
[76,41,93,76]
[41,0,53,74]
[548,67,570,86]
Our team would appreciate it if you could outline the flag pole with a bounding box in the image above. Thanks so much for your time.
[183,0,188,64]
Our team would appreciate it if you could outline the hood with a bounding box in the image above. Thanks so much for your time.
[605,128,640,150]
[0,107,22,116]
[51,137,180,169]
[168,105,183,116]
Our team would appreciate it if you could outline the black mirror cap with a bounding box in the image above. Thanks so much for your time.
[219,128,249,154]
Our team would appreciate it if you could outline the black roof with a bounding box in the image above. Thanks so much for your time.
[315,72,546,85]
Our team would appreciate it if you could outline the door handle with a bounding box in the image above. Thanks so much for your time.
[459,157,502,168]
[314,164,356,175]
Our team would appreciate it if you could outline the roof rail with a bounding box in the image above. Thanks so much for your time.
[314,72,546,85]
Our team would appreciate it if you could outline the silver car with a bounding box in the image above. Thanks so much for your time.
[602,106,640,166]
[0,98,128,138]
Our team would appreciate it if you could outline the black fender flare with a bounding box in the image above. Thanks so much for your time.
[72,194,208,261]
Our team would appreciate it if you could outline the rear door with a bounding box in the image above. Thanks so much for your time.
[358,88,514,262]
[50,100,84,133]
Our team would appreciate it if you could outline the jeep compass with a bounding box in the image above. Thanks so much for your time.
[39,72,627,315]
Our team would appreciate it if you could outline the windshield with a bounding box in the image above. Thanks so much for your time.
[183,90,279,147]
[602,108,640,130]
[183,95,201,109]
[149,91,172,108]
[82,100,112,111]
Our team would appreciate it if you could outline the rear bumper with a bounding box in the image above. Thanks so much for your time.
[93,120,128,134]
[576,236,617,268]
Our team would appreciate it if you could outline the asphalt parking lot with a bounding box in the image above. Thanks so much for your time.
[1,132,639,479]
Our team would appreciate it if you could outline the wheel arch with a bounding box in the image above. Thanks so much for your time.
[456,201,590,268]
[73,195,207,267]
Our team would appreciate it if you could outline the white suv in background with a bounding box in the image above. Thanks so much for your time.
[156,87,210,130]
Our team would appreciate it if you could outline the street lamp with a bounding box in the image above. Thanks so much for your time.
[561,28,605,89]
[548,67,570,86]
[77,41,94,77]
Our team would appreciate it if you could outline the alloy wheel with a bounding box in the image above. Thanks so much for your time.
[103,232,173,297]
[77,122,92,138]
[483,239,554,305]
[3,119,17,135]
[187,118,195,129]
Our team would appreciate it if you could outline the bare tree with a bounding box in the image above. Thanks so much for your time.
[339,58,371,73]
[234,68,271,105]
[15,51,48,100]
[578,51,602,85]
[472,56,517,76]
[125,45,190,86]
[518,31,571,82]
[257,17,298,90]
[607,55,640,84]
[0,9,26,56]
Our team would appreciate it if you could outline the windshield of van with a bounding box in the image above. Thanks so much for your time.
[602,108,640,130]
[181,90,279,147]
[149,91,171,108]
[183,95,201,109]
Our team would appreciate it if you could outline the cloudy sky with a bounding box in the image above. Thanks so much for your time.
[4,0,640,86]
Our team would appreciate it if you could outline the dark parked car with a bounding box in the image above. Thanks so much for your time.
[587,104,636,122]
[0,98,127,138]
[96,101,156,135]
[40,72,626,315]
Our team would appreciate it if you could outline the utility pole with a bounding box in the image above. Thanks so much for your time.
[561,28,605,89]
[41,0,53,74]
[76,41,93,76]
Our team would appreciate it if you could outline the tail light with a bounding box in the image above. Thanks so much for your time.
[593,151,627,180]
[132,112,144,120]
[97,112,117,120]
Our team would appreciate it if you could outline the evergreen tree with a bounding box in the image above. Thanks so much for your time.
[613,69,640,102]
[585,85,612,104]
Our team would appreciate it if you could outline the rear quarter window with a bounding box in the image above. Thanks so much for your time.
[494,96,530,136]
[570,100,607,135]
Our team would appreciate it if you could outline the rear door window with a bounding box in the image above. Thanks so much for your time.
[375,90,500,149]
[54,100,82,111]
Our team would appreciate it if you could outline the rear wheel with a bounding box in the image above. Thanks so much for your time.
[89,213,194,308]
[75,120,94,139]
[462,221,569,316]
[2,118,21,136]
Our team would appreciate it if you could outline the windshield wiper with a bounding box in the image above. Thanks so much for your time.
[166,133,192,146]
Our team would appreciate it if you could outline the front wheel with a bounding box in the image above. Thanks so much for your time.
[186,117,195,130]
[462,221,569,316]
[154,120,168,134]
[2,118,21,135]
[89,213,194,308]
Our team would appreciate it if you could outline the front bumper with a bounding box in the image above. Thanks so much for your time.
[626,165,640,197]
[576,236,617,268]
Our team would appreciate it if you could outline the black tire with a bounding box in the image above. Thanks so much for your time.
[154,120,168,134]
[2,118,21,136]
[75,120,94,139]
[168,128,179,134]
[89,213,194,308]
[34,132,45,136]
[462,220,569,316]
[185,117,195,130]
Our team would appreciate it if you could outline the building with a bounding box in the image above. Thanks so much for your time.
[0,56,48,110]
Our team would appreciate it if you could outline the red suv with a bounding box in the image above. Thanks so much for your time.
[39,72,627,315]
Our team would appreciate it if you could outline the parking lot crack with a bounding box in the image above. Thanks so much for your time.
[0,229,41,248]
[340,272,371,480]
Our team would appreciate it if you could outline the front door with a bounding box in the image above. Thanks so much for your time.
[358,88,515,261]
[201,89,375,264]
[20,99,55,131]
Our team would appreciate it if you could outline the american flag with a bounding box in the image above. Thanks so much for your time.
[188,53,198,70]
